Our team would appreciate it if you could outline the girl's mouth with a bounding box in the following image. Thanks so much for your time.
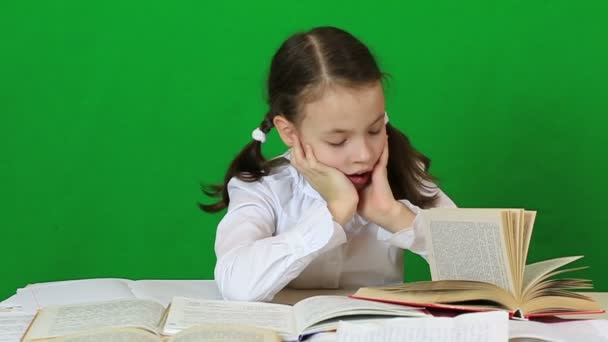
[346,172,371,187]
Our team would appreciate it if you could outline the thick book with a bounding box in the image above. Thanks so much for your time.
[352,208,604,319]
[22,295,427,341]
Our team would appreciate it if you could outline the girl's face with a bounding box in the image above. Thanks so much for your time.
[295,82,387,189]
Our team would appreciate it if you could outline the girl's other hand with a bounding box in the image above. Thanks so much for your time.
[357,134,407,229]
[290,135,358,226]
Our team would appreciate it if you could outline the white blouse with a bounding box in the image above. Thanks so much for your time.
[214,152,457,301]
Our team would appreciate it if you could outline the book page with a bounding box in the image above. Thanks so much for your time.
[510,319,608,341]
[510,210,536,300]
[128,280,222,307]
[271,287,356,305]
[292,296,426,333]
[423,209,513,292]
[1,292,38,313]
[0,312,35,342]
[20,278,136,310]
[521,211,536,271]
[507,210,521,298]
[353,283,518,311]
[25,299,165,340]
[521,293,602,315]
[336,311,508,342]
[168,324,281,342]
[54,327,160,342]
[162,297,296,338]
[522,256,583,292]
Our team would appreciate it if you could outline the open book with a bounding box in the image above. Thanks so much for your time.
[25,323,280,342]
[4,278,222,312]
[22,295,427,341]
[352,208,604,318]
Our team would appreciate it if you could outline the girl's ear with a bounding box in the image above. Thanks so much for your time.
[273,115,297,147]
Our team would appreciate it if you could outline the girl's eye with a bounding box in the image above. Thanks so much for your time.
[328,140,346,147]
[369,130,382,135]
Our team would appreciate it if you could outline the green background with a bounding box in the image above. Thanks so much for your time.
[1,1,607,301]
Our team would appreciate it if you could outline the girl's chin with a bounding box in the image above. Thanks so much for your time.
[355,183,368,192]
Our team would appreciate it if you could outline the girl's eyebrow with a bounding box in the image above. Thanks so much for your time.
[368,112,386,126]
[323,112,385,135]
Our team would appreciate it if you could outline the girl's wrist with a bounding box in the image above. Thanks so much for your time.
[381,201,416,233]
[328,202,355,226]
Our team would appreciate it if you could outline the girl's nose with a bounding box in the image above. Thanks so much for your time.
[353,139,373,163]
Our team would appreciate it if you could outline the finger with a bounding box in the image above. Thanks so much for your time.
[371,137,389,181]
[296,136,309,160]
[290,135,305,166]
[304,144,318,169]
[380,135,389,168]
[305,144,336,178]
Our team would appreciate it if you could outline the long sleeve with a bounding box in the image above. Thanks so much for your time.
[386,188,457,258]
[214,178,347,302]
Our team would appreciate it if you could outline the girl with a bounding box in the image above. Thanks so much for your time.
[201,26,456,302]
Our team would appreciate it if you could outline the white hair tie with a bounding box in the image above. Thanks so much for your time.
[384,111,389,124]
[252,127,266,143]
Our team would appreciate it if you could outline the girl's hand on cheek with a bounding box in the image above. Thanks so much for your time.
[357,135,404,227]
[290,135,358,226]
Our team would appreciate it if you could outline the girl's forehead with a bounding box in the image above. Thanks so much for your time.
[300,83,385,130]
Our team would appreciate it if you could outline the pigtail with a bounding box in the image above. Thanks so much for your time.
[199,114,281,213]
[386,124,439,209]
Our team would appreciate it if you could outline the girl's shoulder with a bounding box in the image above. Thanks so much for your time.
[227,152,300,201]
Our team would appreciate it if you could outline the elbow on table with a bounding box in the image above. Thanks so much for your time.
[214,265,275,302]
[216,279,274,302]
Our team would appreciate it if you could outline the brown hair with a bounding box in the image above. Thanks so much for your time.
[200,26,438,212]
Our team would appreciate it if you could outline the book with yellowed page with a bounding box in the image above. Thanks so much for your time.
[352,208,604,319]
[21,295,428,341]
[20,298,280,342]
[25,324,281,342]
